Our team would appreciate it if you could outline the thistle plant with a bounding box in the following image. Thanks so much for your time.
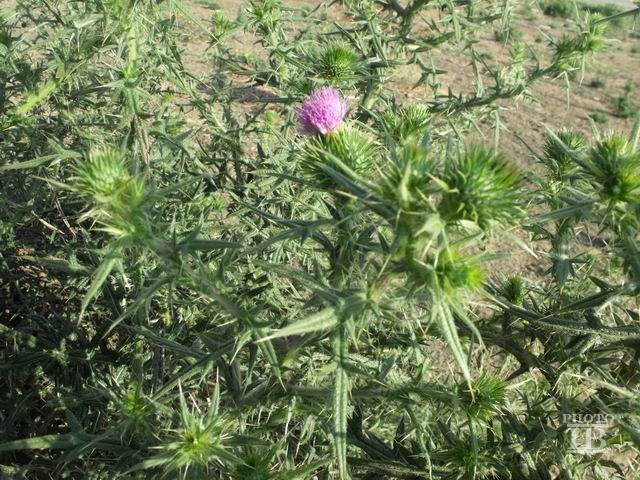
[2,0,640,479]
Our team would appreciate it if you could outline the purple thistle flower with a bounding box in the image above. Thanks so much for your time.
[297,87,348,135]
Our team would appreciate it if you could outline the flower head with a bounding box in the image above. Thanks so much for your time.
[297,87,347,135]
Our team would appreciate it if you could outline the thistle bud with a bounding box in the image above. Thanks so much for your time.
[73,148,150,241]
[585,133,640,203]
[458,373,506,423]
[120,387,152,432]
[73,148,132,203]
[380,104,431,144]
[551,16,606,75]
[438,147,523,230]
[542,130,585,179]
[246,0,281,37]
[301,126,376,188]
[315,42,361,83]
[499,276,525,304]
[210,11,235,44]
[379,142,436,215]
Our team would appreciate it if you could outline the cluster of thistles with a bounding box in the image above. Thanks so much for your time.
[297,87,347,135]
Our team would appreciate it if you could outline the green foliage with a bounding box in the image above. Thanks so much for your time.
[581,2,626,26]
[494,25,523,43]
[434,248,486,292]
[1,0,639,479]
[581,2,624,17]
[542,0,627,26]
[590,109,608,123]
[612,82,639,118]
[550,16,606,74]
[542,0,576,18]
